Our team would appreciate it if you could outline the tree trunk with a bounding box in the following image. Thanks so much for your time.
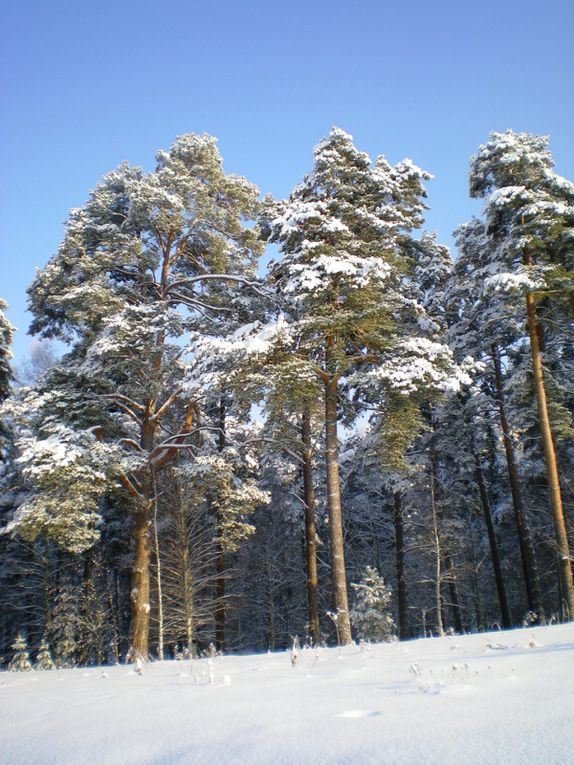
[266,559,276,650]
[393,491,410,639]
[474,452,512,628]
[443,552,463,633]
[214,399,226,651]
[491,343,544,620]
[175,484,194,655]
[214,551,225,651]
[152,475,164,660]
[429,455,444,637]
[324,345,352,645]
[301,408,320,645]
[130,498,152,660]
[522,254,574,619]
[129,420,155,661]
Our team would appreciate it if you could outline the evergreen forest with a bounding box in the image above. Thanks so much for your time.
[1,127,573,668]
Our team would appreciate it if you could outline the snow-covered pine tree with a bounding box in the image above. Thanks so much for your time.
[9,632,33,671]
[0,298,14,403]
[350,566,395,642]
[468,130,574,618]
[35,636,55,670]
[450,218,544,621]
[0,296,15,513]
[51,587,80,668]
[258,128,466,644]
[23,134,263,660]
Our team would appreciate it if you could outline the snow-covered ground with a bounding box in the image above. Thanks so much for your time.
[1,623,573,765]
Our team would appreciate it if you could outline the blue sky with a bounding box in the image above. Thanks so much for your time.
[1,0,572,363]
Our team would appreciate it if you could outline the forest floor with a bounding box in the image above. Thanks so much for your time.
[1,621,573,764]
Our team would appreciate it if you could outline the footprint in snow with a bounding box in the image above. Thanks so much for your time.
[338,710,382,719]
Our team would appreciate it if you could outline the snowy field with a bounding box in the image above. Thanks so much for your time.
[1,623,573,765]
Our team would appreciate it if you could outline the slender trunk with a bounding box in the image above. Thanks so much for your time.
[443,552,463,633]
[301,408,320,645]
[429,456,444,637]
[214,399,226,651]
[393,492,410,639]
[474,452,512,628]
[522,252,574,619]
[324,342,352,645]
[107,570,119,664]
[151,473,164,660]
[176,485,194,654]
[214,551,225,651]
[266,559,276,650]
[491,343,544,619]
[470,556,485,631]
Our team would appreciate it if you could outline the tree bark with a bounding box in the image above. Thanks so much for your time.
[522,253,574,619]
[151,474,164,660]
[443,552,463,633]
[266,558,276,650]
[474,452,512,628]
[130,499,151,660]
[214,399,226,651]
[393,491,410,639]
[491,343,544,620]
[324,339,352,644]
[301,408,320,645]
[129,419,155,661]
[429,454,444,636]
[174,482,194,655]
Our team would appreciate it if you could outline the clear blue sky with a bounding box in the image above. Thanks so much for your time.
[1,0,572,363]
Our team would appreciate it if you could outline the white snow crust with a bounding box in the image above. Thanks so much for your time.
[1,622,573,764]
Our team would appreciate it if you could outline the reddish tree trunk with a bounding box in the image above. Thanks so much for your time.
[302,408,320,645]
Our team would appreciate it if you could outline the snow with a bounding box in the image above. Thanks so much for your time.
[1,623,573,764]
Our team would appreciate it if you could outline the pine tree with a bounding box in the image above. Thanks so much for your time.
[350,566,395,642]
[0,298,14,403]
[0,296,15,506]
[51,588,79,668]
[259,128,465,643]
[450,218,544,620]
[9,633,33,671]
[468,130,574,619]
[21,134,263,660]
[35,636,55,670]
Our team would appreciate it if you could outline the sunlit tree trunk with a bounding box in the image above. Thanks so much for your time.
[522,252,574,619]
[301,408,320,645]
[130,500,151,660]
[214,399,226,651]
[324,339,352,644]
[152,473,164,660]
[429,455,444,637]
[129,419,154,661]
